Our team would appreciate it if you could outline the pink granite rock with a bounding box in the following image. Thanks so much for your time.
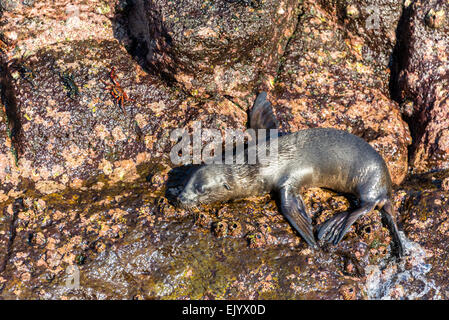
[272,1,411,185]
[393,0,449,173]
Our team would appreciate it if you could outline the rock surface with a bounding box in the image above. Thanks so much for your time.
[318,0,404,89]
[393,0,449,173]
[0,0,448,300]
[127,0,301,106]
[2,169,448,299]
[272,0,411,185]
[389,170,449,299]
[0,183,395,299]
[0,40,246,204]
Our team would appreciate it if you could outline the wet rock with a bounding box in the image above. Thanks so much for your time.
[213,220,229,238]
[393,0,449,173]
[0,180,403,299]
[425,8,446,29]
[0,0,119,58]
[228,220,243,237]
[0,0,446,301]
[0,198,23,290]
[0,60,22,202]
[442,177,449,191]
[0,203,13,279]
[391,170,449,299]
[272,1,411,185]
[0,0,18,12]
[127,0,301,106]
[318,0,404,89]
[1,40,180,202]
[0,39,247,204]
[0,191,381,299]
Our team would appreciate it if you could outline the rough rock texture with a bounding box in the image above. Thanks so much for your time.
[0,184,396,299]
[127,0,301,106]
[0,0,20,12]
[0,0,119,56]
[3,169,448,299]
[0,199,16,277]
[272,1,411,185]
[318,0,404,89]
[0,40,246,204]
[390,170,449,299]
[0,0,448,300]
[392,0,449,173]
[3,41,179,198]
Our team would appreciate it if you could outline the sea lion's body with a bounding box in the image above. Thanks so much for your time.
[246,128,390,198]
[177,93,404,256]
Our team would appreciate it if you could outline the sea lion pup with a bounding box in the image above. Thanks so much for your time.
[177,93,404,256]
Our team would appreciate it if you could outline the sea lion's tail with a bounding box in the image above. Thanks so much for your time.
[250,92,279,130]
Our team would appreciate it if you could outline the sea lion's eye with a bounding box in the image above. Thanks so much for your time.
[195,184,205,194]
[223,183,231,190]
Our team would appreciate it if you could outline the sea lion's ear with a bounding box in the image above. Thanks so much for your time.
[223,183,231,190]
[250,92,279,130]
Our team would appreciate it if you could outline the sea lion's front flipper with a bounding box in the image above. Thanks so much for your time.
[279,187,317,249]
[250,92,279,130]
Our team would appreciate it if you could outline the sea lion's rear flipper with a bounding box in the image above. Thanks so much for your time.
[380,200,404,257]
[334,202,377,245]
[250,92,279,130]
[317,212,348,243]
[318,202,376,245]
[279,187,317,249]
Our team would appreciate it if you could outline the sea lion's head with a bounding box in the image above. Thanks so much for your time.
[177,165,232,208]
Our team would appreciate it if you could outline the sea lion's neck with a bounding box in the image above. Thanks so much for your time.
[222,164,269,200]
